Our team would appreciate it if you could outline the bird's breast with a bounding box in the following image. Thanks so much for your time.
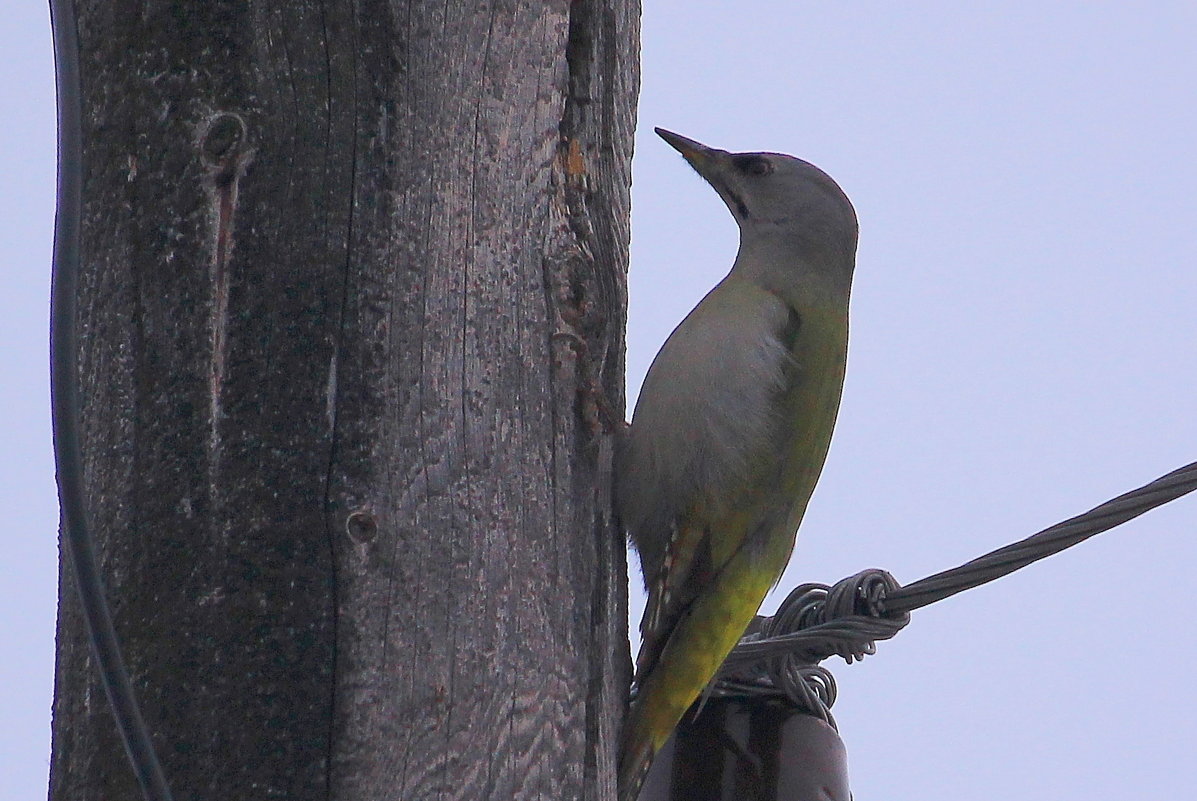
[622,280,846,526]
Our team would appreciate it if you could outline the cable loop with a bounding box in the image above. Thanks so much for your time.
[710,461,1197,718]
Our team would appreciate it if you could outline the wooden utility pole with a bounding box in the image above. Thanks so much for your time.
[49,2,637,799]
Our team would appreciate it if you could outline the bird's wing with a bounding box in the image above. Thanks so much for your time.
[634,287,803,681]
[637,518,711,677]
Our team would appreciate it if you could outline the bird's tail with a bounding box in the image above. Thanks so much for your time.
[617,703,656,801]
[618,548,775,800]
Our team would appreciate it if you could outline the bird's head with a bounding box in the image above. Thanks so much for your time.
[656,128,858,268]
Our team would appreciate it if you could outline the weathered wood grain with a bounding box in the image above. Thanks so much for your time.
[50,2,637,799]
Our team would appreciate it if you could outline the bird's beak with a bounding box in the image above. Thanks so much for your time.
[655,128,726,178]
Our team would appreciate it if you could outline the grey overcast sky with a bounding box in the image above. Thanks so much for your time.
[4,3,1196,800]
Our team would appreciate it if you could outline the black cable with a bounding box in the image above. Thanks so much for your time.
[718,460,1197,714]
[884,460,1197,615]
[49,1,174,799]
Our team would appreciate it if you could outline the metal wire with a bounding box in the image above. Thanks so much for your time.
[714,460,1197,718]
[884,460,1197,615]
[50,0,174,798]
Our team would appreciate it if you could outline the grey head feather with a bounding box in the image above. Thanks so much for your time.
[655,128,858,285]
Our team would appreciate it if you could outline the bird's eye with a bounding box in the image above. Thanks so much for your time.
[733,155,773,177]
